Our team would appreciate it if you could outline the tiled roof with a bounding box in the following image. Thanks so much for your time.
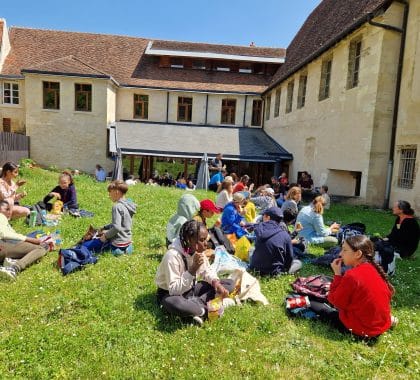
[150,40,285,59]
[111,122,292,162]
[1,28,282,93]
[22,55,110,78]
[266,0,392,92]
[0,20,3,45]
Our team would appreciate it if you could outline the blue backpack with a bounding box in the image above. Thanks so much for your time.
[57,246,98,275]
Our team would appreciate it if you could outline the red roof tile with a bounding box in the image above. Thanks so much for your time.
[2,28,281,93]
[266,0,392,92]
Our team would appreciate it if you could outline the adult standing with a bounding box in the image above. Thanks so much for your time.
[209,153,224,173]
[0,162,30,219]
[385,200,420,258]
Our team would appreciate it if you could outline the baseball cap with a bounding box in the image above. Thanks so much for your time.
[232,192,245,203]
[263,207,283,223]
[200,199,221,214]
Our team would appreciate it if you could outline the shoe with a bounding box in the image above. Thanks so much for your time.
[391,315,399,327]
[0,266,18,282]
[3,258,18,268]
[192,315,204,326]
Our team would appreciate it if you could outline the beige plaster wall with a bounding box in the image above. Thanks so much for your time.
[116,88,167,122]
[0,19,11,71]
[116,88,261,127]
[264,6,404,207]
[390,0,420,214]
[0,79,25,133]
[24,74,112,173]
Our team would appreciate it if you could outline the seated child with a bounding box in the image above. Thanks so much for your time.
[249,207,302,276]
[320,185,331,210]
[166,194,201,246]
[243,192,256,223]
[193,199,221,228]
[0,200,48,281]
[221,192,247,238]
[98,180,137,255]
[43,171,78,211]
[155,220,234,325]
[309,235,396,338]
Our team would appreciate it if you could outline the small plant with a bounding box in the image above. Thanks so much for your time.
[19,158,36,168]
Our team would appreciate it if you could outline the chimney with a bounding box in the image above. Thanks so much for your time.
[0,18,11,72]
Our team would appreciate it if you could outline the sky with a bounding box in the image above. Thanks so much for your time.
[2,0,321,47]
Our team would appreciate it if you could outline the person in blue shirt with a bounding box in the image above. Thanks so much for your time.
[208,168,226,192]
[221,192,247,238]
[95,165,107,182]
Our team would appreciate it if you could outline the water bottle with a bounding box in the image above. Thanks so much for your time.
[29,210,37,227]
[40,209,47,224]
[51,229,62,248]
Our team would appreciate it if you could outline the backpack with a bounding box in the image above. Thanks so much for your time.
[26,202,46,226]
[291,275,332,301]
[311,245,342,266]
[208,227,235,254]
[57,245,98,275]
[337,222,366,245]
[372,238,399,276]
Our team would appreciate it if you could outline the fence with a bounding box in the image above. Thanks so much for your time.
[0,132,29,166]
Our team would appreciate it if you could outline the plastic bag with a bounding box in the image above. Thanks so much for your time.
[210,246,248,275]
[234,236,251,262]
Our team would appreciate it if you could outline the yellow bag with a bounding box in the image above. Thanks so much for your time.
[234,236,251,262]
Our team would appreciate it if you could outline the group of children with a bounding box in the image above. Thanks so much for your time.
[159,179,420,338]
[1,159,417,339]
[0,161,136,281]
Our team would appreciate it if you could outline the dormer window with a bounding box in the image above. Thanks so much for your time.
[170,57,184,69]
[192,60,206,70]
[239,62,252,74]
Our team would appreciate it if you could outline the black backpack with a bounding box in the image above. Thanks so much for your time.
[208,227,235,254]
[337,222,366,244]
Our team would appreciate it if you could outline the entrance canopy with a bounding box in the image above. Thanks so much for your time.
[109,121,292,162]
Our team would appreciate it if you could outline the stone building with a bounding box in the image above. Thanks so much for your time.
[0,22,291,182]
[263,0,419,212]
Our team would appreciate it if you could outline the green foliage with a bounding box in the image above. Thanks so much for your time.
[0,167,419,379]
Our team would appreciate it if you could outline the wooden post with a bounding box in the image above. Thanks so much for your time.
[130,156,134,175]
[183,158,188,179]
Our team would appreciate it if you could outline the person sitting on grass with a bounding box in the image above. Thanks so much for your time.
[215,179,233,210]
[43,171,78,212]
[155,220,234,325]
[249,207,302,276]
[309,235,397,338]
[193,199,221,229]
[0,161,30,220]
[296,195,340,247]
[221,192,247,239]
[384,200,420,258]
[0,200,48,282]
[166,194,200,246]
[98,180,137,255]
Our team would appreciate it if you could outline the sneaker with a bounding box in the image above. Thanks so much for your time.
[3,258,18,268]
[0,266,18,282]
[391,315,399,327]
[192,315,204,326]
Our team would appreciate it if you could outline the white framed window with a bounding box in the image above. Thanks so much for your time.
[3,82,19,105]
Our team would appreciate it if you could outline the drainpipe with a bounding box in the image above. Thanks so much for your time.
[166,91,169,123]
[368,0,409,209]
[243,95,247,127]
[204,93,209,125]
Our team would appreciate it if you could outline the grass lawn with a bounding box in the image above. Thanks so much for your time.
[0,167,418,379]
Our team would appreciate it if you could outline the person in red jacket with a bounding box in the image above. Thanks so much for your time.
[310,235,396,338]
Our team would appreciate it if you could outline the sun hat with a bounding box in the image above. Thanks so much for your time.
[200,199,221,214]
[263,207,283,223]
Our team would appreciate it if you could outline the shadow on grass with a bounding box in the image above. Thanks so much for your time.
[133,292,193,333]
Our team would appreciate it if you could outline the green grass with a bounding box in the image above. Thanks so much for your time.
[0,167,419,379]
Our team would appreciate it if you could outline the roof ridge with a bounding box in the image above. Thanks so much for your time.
[69,55,111,76]
[9,26,283,50]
